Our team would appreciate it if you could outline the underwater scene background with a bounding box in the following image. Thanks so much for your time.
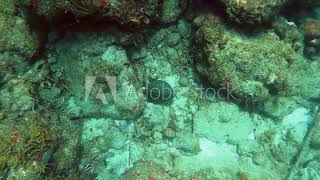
[0,0,319,179]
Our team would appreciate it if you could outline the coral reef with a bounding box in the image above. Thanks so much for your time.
[17,0,188,24]
[219,0,288,24]
[53,32,145,120]
[302,18,320,61]
[0,78,34,113]
[123,161,169,180]
[0,9,38,58]
[193,14,320,108]
[0,112,58,178]
[0,0,319,179]
[193,15,298,104]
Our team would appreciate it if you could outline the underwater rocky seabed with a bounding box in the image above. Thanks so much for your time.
[0,0,320,179]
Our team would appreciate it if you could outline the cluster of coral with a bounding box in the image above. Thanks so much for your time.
[0,0,319,179]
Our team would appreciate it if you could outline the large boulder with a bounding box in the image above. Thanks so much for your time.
[54,32,145,120]
[0,12,38,58]
[220,0,288,24]
[193,15,299,104]
[17,0,188,24]
[193,15,320,108]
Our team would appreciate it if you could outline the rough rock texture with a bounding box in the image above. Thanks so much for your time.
[160,0,189,23]
[54,32,145,120]
[1,0,319,179]
[193,15,320,107]
[0,79,34,112]
[124,161,169,180]
[0,112,60,179]
[302,19,320,61]
[0,12,38,58]
[220,0,288,24]
[17,0,188,24]
[193,15,299,104]
[272,16,304,54]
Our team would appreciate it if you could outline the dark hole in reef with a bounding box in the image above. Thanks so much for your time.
[193,0,226,16]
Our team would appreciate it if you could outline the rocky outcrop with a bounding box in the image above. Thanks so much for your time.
[220,0,288,24]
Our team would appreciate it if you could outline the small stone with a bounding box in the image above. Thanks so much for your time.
[153,131,163,143]
[178,20,191,38]
[179,77,189,87]
[101,46,128,75]
[163,128,176,139]
[48,56,57,64]
[167,32,181,47]
[175,131,200,153]
[219,113,232,123]
[39,86,61,101]
[167,48,178,59]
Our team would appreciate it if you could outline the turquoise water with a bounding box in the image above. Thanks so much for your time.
[0,0,319,179]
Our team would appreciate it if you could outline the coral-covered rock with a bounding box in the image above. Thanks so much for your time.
[0,12,38,58]
[52,118,81,175]
[286,62,320,101]
[54,32,145,120]
[272,17,304,54]
[123,161,169,180]
[18,0,188,24]
[0,78,34,112]
[193,15,299,104]
[302,19,320,61]
[0,112,59,178]
[220,0,288,24]
[310,130,320,149]
[0,52,28,84]
[0,0,17,15]
[160,0,188,23]
[303,19,320,39]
